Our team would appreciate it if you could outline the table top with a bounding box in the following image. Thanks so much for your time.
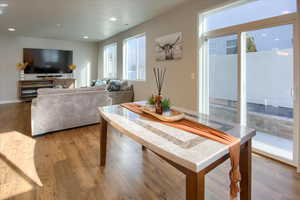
[98,102,256,172]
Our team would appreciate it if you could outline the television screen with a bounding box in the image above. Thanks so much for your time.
[23,48,73,74]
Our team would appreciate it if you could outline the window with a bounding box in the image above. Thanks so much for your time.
[123,34,146,81]
[226,39,237,55]
[205,0,297,31]
[199,0,297,164]
[225,36,262,55]
[103,43,117,78]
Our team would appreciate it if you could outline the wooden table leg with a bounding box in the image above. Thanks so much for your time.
[240,140,252,200]
[153,151,205,200]
[186,171,205,200]
[100,117,108,167]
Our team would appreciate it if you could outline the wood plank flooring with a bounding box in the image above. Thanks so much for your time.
[0,103,300,200]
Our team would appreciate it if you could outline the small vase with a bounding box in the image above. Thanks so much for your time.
[155,95,163,115]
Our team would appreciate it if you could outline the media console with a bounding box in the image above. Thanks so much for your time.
[18,78,76,101]
[36,75,63,78]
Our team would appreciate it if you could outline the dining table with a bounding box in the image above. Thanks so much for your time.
[98,102,256,200]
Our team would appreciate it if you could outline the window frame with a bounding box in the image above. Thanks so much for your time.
[122,33,146,81]
[103,42,117,79]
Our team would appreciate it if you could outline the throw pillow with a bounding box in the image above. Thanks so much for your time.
[120,80,130,91]
[106,80,121,91]
[91,80,106,87]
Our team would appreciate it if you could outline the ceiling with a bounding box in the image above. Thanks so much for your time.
[0,0,190,42]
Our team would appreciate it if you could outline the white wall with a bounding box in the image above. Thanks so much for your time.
[98,0,231,111]
[210,49,293,108]
[0,35,99,104]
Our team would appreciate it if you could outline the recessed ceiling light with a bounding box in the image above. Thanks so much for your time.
[82,35,89,39]
[275,38,280,41]
[56,24,62,27]
[0,3,8,7]
[109,17,117,22]
[8,28,16,32]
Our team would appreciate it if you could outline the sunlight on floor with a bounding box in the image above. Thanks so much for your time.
[0,159,34,200]
[0,131,43,199]
[253,131,293,161]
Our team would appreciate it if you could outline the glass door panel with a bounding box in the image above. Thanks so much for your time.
[245,24,294,161]
[207,34,238,122]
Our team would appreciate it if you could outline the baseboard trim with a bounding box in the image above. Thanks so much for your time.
[0,100,22,105]
[32,123,100,138]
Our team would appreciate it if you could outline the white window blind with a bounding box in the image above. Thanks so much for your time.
[103,43,117,79]
[123,34,146,81]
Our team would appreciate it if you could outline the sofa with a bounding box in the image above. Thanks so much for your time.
[31,84,135,136]
[108,85,134,104]
[31,87,112,136]
[91,79,135,104]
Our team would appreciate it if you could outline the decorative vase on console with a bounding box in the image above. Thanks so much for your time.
[68,64,77,78]
[16,62,28,80]
[153,67,166,115]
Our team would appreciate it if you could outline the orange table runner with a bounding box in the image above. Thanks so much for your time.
[121,103,241,200]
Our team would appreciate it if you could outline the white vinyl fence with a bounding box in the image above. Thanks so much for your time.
[209,49,293,108]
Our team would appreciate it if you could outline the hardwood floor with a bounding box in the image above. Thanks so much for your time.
[0,103,31,137]
[0,103,300,200]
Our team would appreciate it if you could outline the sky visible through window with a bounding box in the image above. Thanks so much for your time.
[207,0,295,55]
[206,0,297,31]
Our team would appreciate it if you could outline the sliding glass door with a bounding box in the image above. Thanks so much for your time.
[207,35,238,123]
[201,23,296,163]
[245,25,294,162]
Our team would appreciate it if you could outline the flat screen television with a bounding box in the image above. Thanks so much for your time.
[23,48,73,74]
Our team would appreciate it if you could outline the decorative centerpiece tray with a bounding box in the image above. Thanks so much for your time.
[141,106,185,122]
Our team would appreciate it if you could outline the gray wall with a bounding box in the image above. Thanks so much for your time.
[0,35,99,104]
[98,0,232,111]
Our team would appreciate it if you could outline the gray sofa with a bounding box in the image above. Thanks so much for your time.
[31,87,112,136]
[108,85,134,104]
[31,85,134,136]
